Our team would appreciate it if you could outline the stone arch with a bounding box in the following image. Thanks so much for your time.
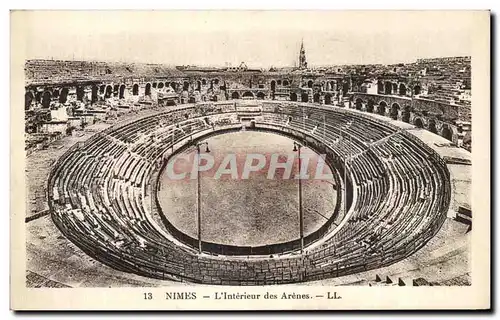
[441,124,453,141]
[152,82,157,88]
[35,91,42,103]
[290,92,298,101]
[145,83,152,96]
[165,82,170,88]
[399,83,407,96]
[377,80,384,93]
[242,91,254,98]
[91,85,98,103]
[59,88,69,103]
[105,85,113,98]
[390,103,400,120]
[171,82,178,91]
[307,80,313,88]
[132,84,139,96]
[402,105,411,123]
[270,80,276,92]
[25,92,34,109]
[392,83,398,94]
[385,81,392,95]
[324,94,332,105]
[214,78,220,85]
[355,98,363,110]
[201,79,207,86]
[183,81,189,91]
[378,101,387,116]
[428,119,438,134]
[231,91,240,99]
[283,80,290,86]
[277,79,282,85]
[256,92,265,100]
[42,91,51,108]
[119,85,126,99]
[367,99,375,113]
[414,85,421,96]
[301,93,309,102]
[188,96,196,103]
[99,85,106,94]
[52,89,60,99]
[158,82,164,89]
[414,117,424,128]
[76,86,85,101]
[113,84,119,97]
[313,93,320,103]
[196,81,201,91]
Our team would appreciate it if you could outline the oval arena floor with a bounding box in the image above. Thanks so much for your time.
[25,100,471,287]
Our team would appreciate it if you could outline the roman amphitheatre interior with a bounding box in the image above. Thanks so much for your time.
[24,42,472,287]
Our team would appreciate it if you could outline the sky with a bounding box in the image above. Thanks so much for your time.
[13,11,479,67]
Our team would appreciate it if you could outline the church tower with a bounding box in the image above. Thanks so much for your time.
[299,40,308,69]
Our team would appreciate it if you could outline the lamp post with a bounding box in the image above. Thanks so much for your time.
[293,141,304,253]
[196,141,210,253]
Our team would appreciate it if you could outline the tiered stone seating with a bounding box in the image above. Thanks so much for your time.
[48,101,450,285]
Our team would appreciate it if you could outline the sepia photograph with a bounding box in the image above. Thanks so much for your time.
[10,10,490,310]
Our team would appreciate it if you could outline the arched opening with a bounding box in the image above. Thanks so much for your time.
[414,85,421,96]
[214,79,220,85]
[196,81,201,91]
[171,82,178,91]
[392,83,398,94]
[202,79,207,86]
[183,81,190,91]
[414,118,424,128]
[367,99,374,113]
[188,97,196,103]
[378,101,387,116]
[257,92,265,100]
[301,93,309,102]
[390,103,400,120]
[342,82,349,95]
[119,85,126,99]
[399,83,407,96]
[165,82,170,88]
[283,80,289,86]
[99,85,105,94]
[132,84,139,96]
[270,80,276,92]
[290,92,297,101]
[59,88,69,103]
[42,91,51,108]
[52,89,60,99]
[25,92,34,110]
[76,86,85,101]
[231,92,240,99]
[242,91,254,99]
[158,82,164,89]
[384,81,392,95]
[277,80,282,85]
[441,125,453,141]
[355,98,363,110]
[402,106,411,123]
[324,94,332,105]
[212,95,218,102]
[91,85,98,103]
[377,80,384,94]
[313,93,320,103]
[145,83,152,96]
[428,119,438,134]
[104,85,113,98]
[113,84,119,97]
[307,80,313,88]
[152,82,157,88]
[35,92,42,103]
